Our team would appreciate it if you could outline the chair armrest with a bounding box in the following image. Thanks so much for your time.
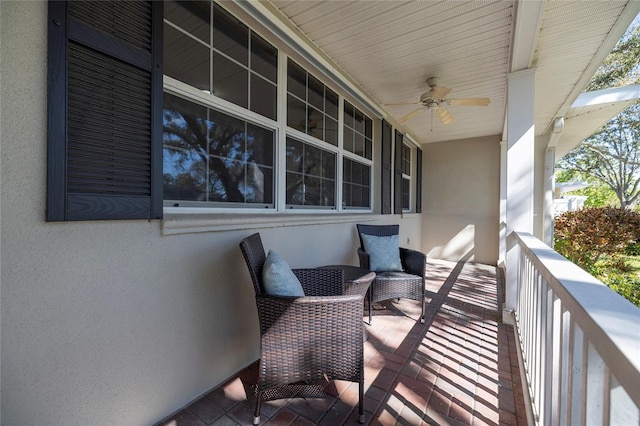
[357,247,370,269]
[400,247,426,277]
[292,268,344,296]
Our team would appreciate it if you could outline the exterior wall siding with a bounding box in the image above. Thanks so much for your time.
[422,136,501,265]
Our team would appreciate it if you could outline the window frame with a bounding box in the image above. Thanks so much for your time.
[162,1,376,214]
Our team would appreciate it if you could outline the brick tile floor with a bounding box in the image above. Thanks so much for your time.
[157,260,527,426]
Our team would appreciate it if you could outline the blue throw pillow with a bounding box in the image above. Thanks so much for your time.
[262,250,305,297]
[361,234,403,272]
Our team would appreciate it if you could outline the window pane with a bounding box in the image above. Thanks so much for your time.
[247,123,274,168]
[286,138,304,172]
[342,158,370,208]
[251,32,277,83]
[343,127,354,153]
[213,52,247,108]
[286,171,304,204]
[287,95,306,132]
[287,59,306,100]
[354,132,365,157]
[307,107,324,140]
[165,0,210,43]
[250,74,276,120]
[325,117,338,146]
[245,165,273,203]
[402,177,410,209]
[354,109,365,134]
[325,88,338,119]
[308,74,324,111]
[321,178,335,206]
[365,117,372,139]
[213,3,248,66]
[163,94,210,201]
[323,150,336,180]
[344,102,354,128]
[365,139,372,160]
[285,138,335,207]
[164,24,210,92]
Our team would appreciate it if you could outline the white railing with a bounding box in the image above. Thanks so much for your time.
[512,232,640,426]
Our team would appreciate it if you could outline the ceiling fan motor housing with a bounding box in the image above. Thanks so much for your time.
[420,91,439,107]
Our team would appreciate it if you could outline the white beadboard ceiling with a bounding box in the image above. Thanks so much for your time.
[268,0,639,146]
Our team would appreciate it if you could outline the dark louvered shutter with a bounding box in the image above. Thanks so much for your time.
[381,120,393,214]
[47,1,163,221]
[394,130,403,214]
[416,147,422,213]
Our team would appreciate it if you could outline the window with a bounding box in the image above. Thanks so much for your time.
[343,158,370,209]
[287,59,339,145]
[286,138,336,208]
[163,93,274,206]
[164,1,277,120]
[343,101,372,160]
[401,143,411,211]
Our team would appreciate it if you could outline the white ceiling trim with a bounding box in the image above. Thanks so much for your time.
[571,84,640,108]
[509,0,545,72]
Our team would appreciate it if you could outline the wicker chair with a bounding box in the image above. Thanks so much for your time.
[239,233,365,425]
[356,224,426,324]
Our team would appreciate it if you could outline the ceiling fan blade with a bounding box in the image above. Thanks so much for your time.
[384,101,421,106]
[398,107,424,123]
[446,97,491,107]
[430,86,451,99]
[435,107,456,125]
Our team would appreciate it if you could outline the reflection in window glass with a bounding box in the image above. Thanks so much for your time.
[163,94,274,205]
[286,138,335,207]
[343,158,370,208]
[343,101,372,160]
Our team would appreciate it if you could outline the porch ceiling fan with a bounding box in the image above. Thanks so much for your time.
[385,77,490,126]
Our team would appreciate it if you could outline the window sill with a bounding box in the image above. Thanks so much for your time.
[161,211,379,236]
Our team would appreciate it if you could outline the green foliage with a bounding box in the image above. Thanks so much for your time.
[595,256,640,307]
[626,241,640,256]
[555,208,640,306]
[586,24,640,91]
[554,207,640,272]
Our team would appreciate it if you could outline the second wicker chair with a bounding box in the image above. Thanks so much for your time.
[239,233,365,425]
[356,224,426,324]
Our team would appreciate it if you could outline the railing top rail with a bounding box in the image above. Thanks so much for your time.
[514,231,640,404]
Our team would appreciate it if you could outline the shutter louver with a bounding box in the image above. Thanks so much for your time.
[381,120,392,215]
[47,0,162,221]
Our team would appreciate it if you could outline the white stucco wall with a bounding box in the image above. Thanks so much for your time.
[0,3,422,424]
[421,135,501,265]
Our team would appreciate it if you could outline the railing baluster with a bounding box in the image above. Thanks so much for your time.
[586,342,605,425]
[559,308,571,426]
[510,232,640,426]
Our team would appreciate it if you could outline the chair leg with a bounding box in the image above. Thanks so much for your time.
[368,290,372,325]
[358,374,365,423]
[253,393,262,425]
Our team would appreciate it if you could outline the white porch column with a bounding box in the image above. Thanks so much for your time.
[543,147,556,246]
[504,68,535,320]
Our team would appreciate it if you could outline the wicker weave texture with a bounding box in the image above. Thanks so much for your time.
[356,224,427,323]
[239,233,365,423]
